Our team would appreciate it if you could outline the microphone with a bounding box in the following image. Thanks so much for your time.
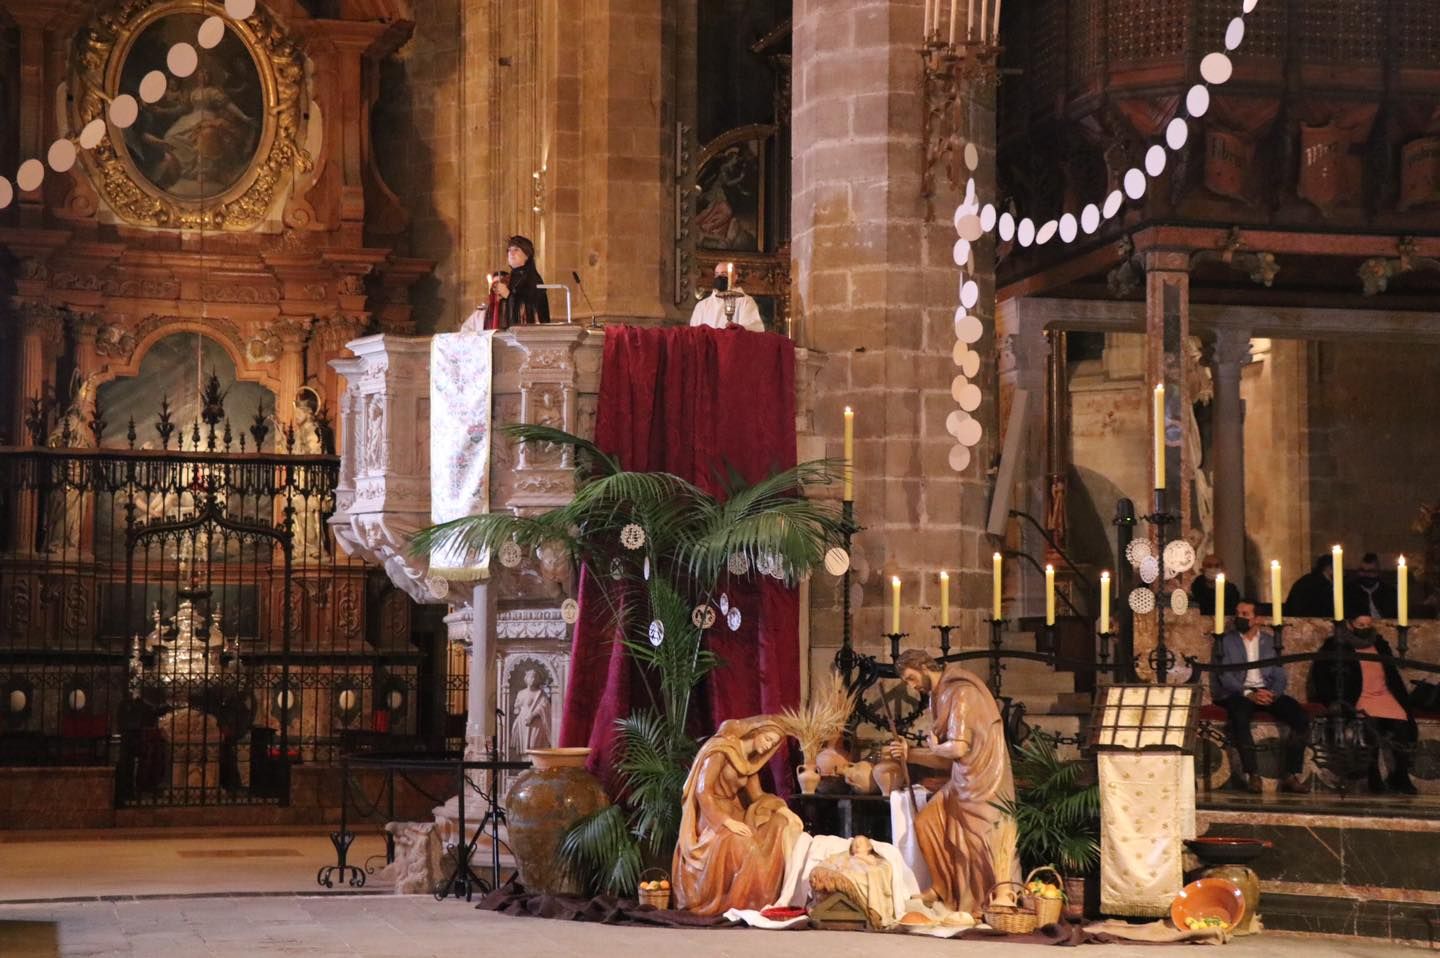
[573,271,600,329]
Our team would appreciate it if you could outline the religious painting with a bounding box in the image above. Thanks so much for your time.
[116,14,264,200]
[695,129,768,252]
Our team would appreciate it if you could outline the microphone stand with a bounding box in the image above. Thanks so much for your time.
[572,271,601,329]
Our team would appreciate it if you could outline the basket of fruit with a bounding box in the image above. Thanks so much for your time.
[984,882,1038,935]
[1021,865,1066,927]
[637,869,672,909]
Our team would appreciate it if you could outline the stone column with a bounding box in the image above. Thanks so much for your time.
[1144,252,1191,531]
[272,320,311,434]
[1208,327,1251,589]
[465,582,497,748]
[16,303,64,441]
[793,0,995,652]
[1045,328,1071,561]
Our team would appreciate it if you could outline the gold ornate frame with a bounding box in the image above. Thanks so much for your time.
[70,0,310,231]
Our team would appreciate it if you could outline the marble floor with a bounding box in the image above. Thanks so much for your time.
[0,895,1434,958]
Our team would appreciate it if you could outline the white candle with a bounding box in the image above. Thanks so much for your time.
[1399,556,1409,627]
[992,552,1003,620]
[949,0,959,45]
[842,406,854,501]
[923,0,933,40]
[1332,545,1344,621]
[939,570,950,627]
[992,0,1002,40]
[1045,564,1055,627]
[980,0,990,41]
[1214,573,1226,635]
[1270,560,1283,626]
[1099,571,1110,634]
[891,576,902,634]
[1153,383,1166,491]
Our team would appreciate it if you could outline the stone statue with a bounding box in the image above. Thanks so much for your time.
[884,650,1021,915]
[808,835,895,929]
[290,387,327,560]
[41,371,102,553]
[672,715,803,915]
[509,668,553,754]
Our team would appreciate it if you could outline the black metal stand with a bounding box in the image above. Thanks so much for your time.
[837,499,857,684]
[437,743,518,902]
[933,624,954,658]
[317,756,365,889]
[885,632,908,664]
[1097,629,1114,677]
[987,617,1009,696]
[1141,489,1179,684]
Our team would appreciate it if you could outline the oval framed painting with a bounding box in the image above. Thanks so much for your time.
[71,0,309,230]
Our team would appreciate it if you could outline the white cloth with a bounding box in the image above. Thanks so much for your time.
[429,330,495,578]
[1241,633,1264,690]
[1098,753,1196,917]
[887,786,933,894]
[689,289,765,332]
[722,908,808,930]
[769,833,921,926]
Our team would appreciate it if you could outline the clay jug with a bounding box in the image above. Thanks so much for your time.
[505,747,609,895]
[797,763,822,794]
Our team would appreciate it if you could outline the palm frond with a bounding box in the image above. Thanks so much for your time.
[995,730,1100,874]
[557,804,643,896]
[501,424,620,478]
[409,510,574,564]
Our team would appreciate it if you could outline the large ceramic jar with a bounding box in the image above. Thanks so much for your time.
[505,747,609,896]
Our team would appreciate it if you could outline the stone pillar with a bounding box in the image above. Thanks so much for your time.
[1144,252,1191,531]
[466,582,497,747]
[1208,327,1251,589]
[793,0,995,651]
[272,320,311,433]
[16,303,64,440]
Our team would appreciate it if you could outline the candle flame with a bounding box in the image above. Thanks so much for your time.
[1045,563,1054,573]
[891,575,900,586]
[1271,559,1280,568]
[1399,555,1407,567]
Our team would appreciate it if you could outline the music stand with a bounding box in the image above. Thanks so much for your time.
[436,743,530,902]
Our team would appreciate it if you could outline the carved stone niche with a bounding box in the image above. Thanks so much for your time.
[328,334,438,604]
[494,606,572,791]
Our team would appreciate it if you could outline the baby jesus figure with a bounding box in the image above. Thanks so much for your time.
[807,835,895,929]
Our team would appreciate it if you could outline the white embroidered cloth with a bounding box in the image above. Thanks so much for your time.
[1098,753,1196,917]
[429,331,494,578]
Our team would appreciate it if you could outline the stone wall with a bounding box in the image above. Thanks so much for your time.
[792,0,997,675]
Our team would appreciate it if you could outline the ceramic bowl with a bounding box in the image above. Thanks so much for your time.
[1170,877,1246,931]
[1184,837,1272,866]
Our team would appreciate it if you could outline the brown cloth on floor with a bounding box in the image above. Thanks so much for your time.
[477,886,736,928]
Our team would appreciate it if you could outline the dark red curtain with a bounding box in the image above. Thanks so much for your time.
[558,326,800,793]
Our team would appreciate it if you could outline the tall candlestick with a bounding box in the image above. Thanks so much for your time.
[992,0,1002,40]
[843,406,854,501]
[1099,571,1110,634]
[891,576,901,634]
[1214,573,1226,634]
[725,262,735,289]
[1399,556,1409,627]
[923,0,933,40]
[1270,559,1283,626]
[1331,545,1344,621]
[992,552,1003,620]
[980,0,990,41]
[1153,383,1166,491]
[1045,564,1055,626]
[950,0,961,45]
[939,570,950,626]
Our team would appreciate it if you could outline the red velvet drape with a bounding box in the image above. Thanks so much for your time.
[558,326,800,793]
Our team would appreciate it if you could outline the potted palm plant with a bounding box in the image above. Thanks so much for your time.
[414,424,849,896]
[995,730,1100,920]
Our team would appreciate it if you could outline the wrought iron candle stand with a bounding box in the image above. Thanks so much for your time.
[1397,624,1410,660]
[837,499,858,685]
[1097,630,1114,677]
[886,632,908,665]
[986,617,1008,697]
[1142,490,1180,684]
[934,624,955,659]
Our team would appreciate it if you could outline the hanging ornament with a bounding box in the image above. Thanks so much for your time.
[1170,590,1190,615]
[726,608,742,632]
[610,557,625,580]
[727,552,751,576]
[648,620,665,647]
[1124,539,1153,567]
[948,445,972,472]
[1162,540,1196,577]
[561,598,580,624]
[824,547,850,576]
[756,553,777,577]
[955,418,983,447]
[718,593,731,615]
[498,541,522,568]
[1139,555,1160,584]
[620,523,646,550]
[643,556,651,580]
[691,604,717,629]
[1128,588,1157,615]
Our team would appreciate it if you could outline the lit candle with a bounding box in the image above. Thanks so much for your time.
[939,570,950,626]
[1399,556,1409,627]
[1332,545,1344,621]
[1099,571,1110,634]
[1153,383,1166,491]
[891,576,901,635]
[992,552,1003,620]
[1270,560,1283,626]
[725,262,735,288]
[843,406,854,501]
[1045,564,1056,626]
[1214,573,1226,635]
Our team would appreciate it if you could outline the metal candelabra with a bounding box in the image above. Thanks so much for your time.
[1142,489,1179,684]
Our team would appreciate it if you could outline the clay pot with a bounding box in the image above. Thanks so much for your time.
[1062,876,1087,922]
[505,747,609,896]
[797,764,822,794]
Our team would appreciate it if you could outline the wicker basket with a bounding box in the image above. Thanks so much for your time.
[637,868,671,909]
[984,881,1038,935]
[1022,865,1066,927]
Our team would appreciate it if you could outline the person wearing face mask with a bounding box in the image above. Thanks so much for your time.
[1345,553,1398,620]
[1311,614,1417,794]
[1212,600,1310,794]
[1191,554,1241,617]
[689,261,765,332]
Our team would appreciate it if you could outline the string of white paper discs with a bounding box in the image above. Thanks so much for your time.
[945,0,1261,473]
[0,0,260,211]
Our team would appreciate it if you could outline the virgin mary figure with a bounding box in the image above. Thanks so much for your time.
[672,716,802,916]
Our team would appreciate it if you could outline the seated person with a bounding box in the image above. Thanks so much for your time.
[1347,553,1398,620]
[1191,554,1241,616]
[1285,552,1337,618]
[1211,600,1309,794]
[1311,615,1417,795]
[690,262,765,332]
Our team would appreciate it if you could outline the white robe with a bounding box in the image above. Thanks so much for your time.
[689,289,765,333]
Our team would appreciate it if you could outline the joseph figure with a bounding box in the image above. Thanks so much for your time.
[885,650,1020,915]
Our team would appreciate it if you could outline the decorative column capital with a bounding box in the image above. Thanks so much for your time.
[19,302,66,347]
[1206,327,1252,378]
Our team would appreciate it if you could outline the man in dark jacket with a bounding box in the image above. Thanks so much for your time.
[1286,553,1338,619]
[1211,600,1308,793]
[1192,554,1242,618]
[1311,615,1417,794]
